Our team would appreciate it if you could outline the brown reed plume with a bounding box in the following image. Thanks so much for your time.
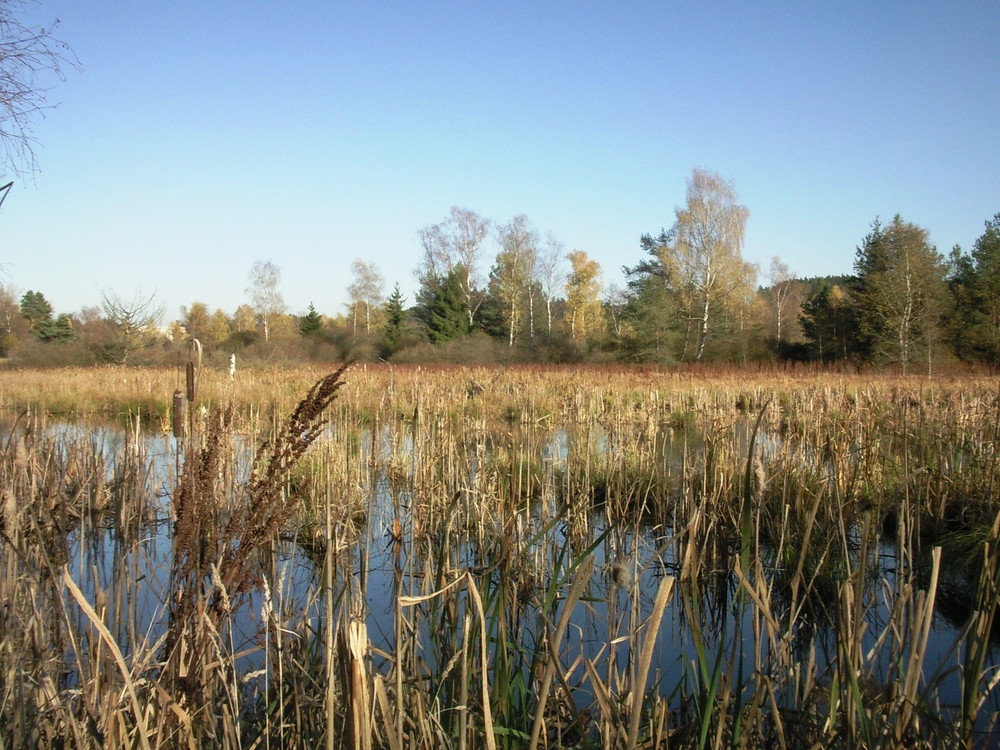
[171,404,234,587]
[171,364,349,606]
[164,364,350,712]
[214,362,350,605]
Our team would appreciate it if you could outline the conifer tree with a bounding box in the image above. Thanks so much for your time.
[854,216,948,373]
[427,268,469,344]
[299,303,323,337]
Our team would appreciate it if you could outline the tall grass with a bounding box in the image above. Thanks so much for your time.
[0,366,998,747]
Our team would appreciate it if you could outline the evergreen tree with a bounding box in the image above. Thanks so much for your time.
[950,214,1000,364]
[973,215,1000,360]
[18,290,73,341]
[46,313,76,342]
[382,284,406,348]
[20,290,53,337]
[947,245,979,361]
[800,281,859,362]
[853,216,948,373]
[621,230,678,363]
[299,302,323,337]
[427,268,469,344]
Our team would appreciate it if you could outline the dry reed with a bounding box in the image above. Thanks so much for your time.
[0,366,998,747]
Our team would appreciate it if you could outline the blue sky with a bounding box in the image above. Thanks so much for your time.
[3,1,998,323]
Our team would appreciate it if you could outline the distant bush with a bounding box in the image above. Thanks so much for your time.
[390,332,509,365]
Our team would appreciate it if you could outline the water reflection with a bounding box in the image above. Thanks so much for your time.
[4,411,997,736]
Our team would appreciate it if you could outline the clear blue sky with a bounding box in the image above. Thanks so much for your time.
[3,0,998,323]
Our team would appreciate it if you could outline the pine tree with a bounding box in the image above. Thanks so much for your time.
[298,303,323,337]
[427,269,469,344]
[20,290,53,337]
[382,284,406,347]
[622,230,679,363]
[973,216,1000,360]
[854,216,948,373]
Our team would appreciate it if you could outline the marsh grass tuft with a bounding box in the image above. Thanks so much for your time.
[163,364,350,721]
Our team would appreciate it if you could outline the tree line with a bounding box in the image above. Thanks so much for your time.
[3,7,998,372]
[3,168,999,371]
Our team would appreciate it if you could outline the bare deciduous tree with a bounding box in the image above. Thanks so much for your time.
[347,258,384,337]
[417,207,491,328]
[768,256,797,343]
[101,289,163,364]
[246,260,285,341]
[1,0,78,178]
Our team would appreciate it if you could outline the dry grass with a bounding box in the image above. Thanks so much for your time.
[0,365,998,747]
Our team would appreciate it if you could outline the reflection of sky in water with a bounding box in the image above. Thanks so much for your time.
[6,414,997,725]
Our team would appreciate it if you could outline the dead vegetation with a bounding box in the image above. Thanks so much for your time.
[0,366,998,747]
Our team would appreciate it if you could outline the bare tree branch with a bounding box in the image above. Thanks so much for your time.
[0,0,79,178]
[100,289,164,364]
[246,259,285,341]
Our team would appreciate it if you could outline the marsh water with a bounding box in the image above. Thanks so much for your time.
[16,409,989,731]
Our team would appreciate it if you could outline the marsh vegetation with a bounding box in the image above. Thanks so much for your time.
[0,364,998,748]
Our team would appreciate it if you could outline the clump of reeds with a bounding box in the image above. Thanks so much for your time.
[0,408,162,748]
[216,362,350,599]
[163,363,350,717]
[4,366,1000,747]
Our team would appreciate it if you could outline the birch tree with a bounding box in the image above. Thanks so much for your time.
[0,283,22,353]
[347,258,384,337]
[666,169,753,361]
[246,260,284,341]
[604,283,629,340]
[490,215,538,347]
[767,256,797,343]
[536,232,565,336]
[416,207,491,328]
[564,250,604,342]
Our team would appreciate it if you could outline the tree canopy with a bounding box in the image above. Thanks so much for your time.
[853,216,948,374]
[3,161,999,370]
